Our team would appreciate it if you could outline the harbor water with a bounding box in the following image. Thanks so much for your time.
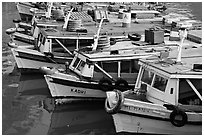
[2,2,202,135]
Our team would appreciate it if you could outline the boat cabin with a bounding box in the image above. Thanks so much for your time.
[68,42,165,86]
[36,28,94,57]
[134,47,202,107]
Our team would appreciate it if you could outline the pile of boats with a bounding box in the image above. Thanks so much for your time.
[6,2,202,135]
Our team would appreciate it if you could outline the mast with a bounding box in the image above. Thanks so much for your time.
[176,28,188,63]
[92,18,104,51]
[63,8,74,29]
[46,2,53,18]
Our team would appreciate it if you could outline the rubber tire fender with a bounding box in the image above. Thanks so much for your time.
[105,89,124,114]
[170,109,188,127]
[115,78,129,91]
[98,78,113,91]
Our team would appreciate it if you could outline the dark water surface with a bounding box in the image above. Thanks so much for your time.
[2,2,202,135]
[2,2,115,135]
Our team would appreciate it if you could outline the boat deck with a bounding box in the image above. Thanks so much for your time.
[41,22,155,38]
[124,91,152,103]
[140,46,202,78]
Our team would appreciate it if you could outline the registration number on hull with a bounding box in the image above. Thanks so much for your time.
[71,88,86,94]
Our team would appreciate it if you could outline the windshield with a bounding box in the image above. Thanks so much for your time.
[141,69,154,85]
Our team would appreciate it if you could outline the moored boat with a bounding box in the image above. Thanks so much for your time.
[16,2,47,22]
[10,10,159,72]
[42,38,175,99]
[105,31,202,134]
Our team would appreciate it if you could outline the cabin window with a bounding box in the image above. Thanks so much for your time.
[37,33,42,43]
[51,39,65,53]
[42,37,46,45]
[121,60,139,73]
[77,60,85,71]
[73,57,80,68]
[39,33,43,43]
[99,61,118,73]
[141,69,154,85]
[170,88,174,94]
[178,79,202,105]
[121,61,130,73]
[152,74,168,92]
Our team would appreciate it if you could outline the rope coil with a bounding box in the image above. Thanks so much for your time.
[97,36,110,49]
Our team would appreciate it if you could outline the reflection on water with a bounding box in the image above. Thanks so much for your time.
[44,98,115,135]
[3,74,116,135]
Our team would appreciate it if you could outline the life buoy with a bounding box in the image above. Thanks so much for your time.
[170,109,188,127]
[6,28,16,35]
[105,89,124,114]
[115,78,129,91]
[128,33,141,41]
[98,78,113,91]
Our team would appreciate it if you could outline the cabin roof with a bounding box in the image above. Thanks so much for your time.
[139,46,202,79]
[131,10,160,14]
[40,22,154,39]
[76,41,172,62]
[35,18,64,27]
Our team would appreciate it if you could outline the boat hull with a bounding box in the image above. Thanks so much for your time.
[16,3,34,22]
[112,112,202,135]
[44,75,106,98]
[11,48,72,70]
[106,91,202,135]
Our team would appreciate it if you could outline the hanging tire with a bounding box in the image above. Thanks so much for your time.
[98,78,113,91]
[128,33,141,41]
[170,109,188,127]
[115,78,129,91]
[105,89,124,114]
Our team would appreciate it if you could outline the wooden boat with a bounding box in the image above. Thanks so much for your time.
[16,2,37,22]
[41,38,176,99]
[7,3,162,46]
[105,33,202,134]
[10,10,159,72]
[16,2,47,22]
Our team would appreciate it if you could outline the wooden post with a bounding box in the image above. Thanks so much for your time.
[118,61,121,78]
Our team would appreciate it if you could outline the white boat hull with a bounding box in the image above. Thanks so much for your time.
[16,3,34,22]
[106,91,202,135]
[112,113,201,135]
[44,75,106,98]
[11,48,72,70]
